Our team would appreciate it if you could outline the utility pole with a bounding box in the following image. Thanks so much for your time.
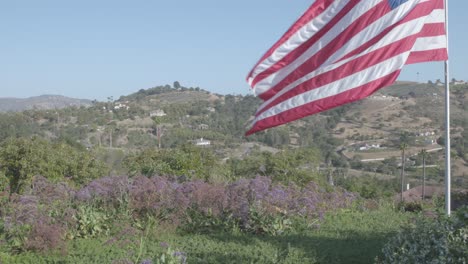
[55,110,60,137]
[400,143,407,202]
[420,149,427,200]
[152,116,164,149]
[157,126,161,149]
[327,164,334,186]
[109,129,112,148]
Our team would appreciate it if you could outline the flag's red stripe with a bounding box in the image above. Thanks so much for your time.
[406,48,447,64]
[416,22,446,37]
[256,0,438,101]
[245,0,447,136]
[246,72,400,136]
[246,0,336,80]
[338,6,444,63]
[255,1,441,117]
[337,0,444,63]
[433,0,444,9]
[250,0,360,89]
[255,33,418,117]
[254,1,394,100]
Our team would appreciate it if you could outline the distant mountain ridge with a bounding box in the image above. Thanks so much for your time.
[0,95,93,112]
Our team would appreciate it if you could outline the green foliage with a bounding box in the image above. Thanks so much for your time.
[0,170,8,193]
[396,201,423,213]
[124,144,216,179]
[377,207,468,264]
[183,206,293,237]
[0,112,41,142]
[336,174,399,199]
[251,127,291,147]
[268,148,322,185]
[453,123,468,162]
[126,130,158,148]
[1,220,32,253]
[0,204,413,264]
[155,246,187,264]
[0,137,109,193]
[227,147,322,185]
[121,84,175,101]
[246,205,293,236]
[72,205,110,239]
[95,148,127,175]
[183,209,240,234]
[209,94,261,139]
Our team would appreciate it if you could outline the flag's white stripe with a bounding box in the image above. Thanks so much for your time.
[252,0,420,96]
[323,1,434,66]
[248,0,350,84]
[250,0,385,92]
[410,8,446,52]
[252,0,386,94]
[412,35,446,51]
[256,15,430,114]
[426,9,444,23]
[252,52,410,124]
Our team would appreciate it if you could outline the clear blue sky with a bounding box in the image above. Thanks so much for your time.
[1,0,467,101]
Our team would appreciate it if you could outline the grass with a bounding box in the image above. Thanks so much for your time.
[0,204,410,264]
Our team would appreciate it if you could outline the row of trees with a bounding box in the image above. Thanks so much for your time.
[0,137,109,194]
[0,135,329,195]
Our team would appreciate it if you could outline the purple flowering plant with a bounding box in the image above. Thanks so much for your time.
[0,173,356,253]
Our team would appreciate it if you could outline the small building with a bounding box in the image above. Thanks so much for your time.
[424,139,436,145]
[198,124,209,130]
[150,109,167,117]
[194,138,211,146]
[435,80,445,86]
[451,79,467,85]
[358,143,381,151]
[114,102,130,110]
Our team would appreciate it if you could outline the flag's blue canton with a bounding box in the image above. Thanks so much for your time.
[388,0,410,9]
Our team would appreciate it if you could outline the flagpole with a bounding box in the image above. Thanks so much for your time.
[444,0,451,216]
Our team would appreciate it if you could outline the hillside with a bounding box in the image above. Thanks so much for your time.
[0,95,93,112]
[0,82,467,188]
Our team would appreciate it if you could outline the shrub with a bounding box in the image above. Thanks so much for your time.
[0,137,109,194]
[1,177,76,253]
[75,175,130,211]
[1,194,68,253]
[123,145,216,180]
[396,201,423,213]
[155,244,187,264]
[377,206,468,264]
[245,205,292,236]
[72,205,110,239]
[23,221,65,253]
[0,170,8,192]
[1,175,357,255]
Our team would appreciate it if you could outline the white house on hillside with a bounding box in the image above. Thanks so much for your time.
[150,109,167,117]
[194,138,211,146]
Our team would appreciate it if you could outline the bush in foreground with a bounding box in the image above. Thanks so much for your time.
[1,175,356,254]
[377,206,468,264]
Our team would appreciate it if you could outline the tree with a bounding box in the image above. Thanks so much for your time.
[0,137,109,193]
[173,81,181,89]
[124,144,216,180]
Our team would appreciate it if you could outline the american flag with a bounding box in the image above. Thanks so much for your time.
[246,0,447,135]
